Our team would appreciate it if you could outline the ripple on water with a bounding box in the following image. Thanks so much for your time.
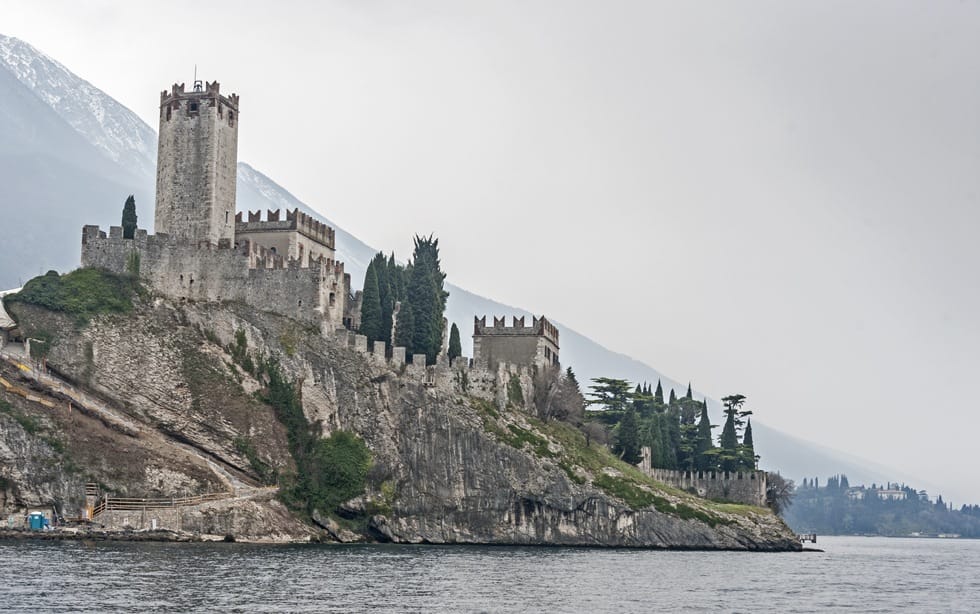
[0,537,979,612]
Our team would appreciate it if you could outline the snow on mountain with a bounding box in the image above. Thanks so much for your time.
[0,34,156,178]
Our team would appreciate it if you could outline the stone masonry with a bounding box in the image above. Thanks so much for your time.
[156,81,239,246]
[472,315,560,372]
[80,79,353,329]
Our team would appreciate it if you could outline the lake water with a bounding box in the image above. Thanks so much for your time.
[0,536,978,612]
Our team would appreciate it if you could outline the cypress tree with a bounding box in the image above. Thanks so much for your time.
[394,300,415,354]
[654,379,664,404]
[669,388,677,406]
[614,406,641,465]
[374,252,395,346]
[359,259,383,342]
[448,323,462,361]
[403,235,448,364]
[719,410,739,472]
[695,401,714,471]
[685,382,693,400]
[121,195,137,239]
[741,418,756,470]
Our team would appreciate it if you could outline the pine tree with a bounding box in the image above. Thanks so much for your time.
[718,394,746,472]
[654,380,664,404]
[448,323,462,361]
[359,259,383,342]
[121,195,137,239]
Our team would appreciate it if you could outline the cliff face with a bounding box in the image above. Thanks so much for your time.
[2,298,800,550]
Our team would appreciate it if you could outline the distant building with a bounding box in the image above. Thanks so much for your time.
[472,315,560,371]
[877,489,908,501]
[846,487,866,501]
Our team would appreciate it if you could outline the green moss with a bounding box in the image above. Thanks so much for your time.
[4,268,140,325]
[507,375,524,406]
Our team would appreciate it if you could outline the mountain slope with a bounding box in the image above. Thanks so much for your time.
[0,33,920,496]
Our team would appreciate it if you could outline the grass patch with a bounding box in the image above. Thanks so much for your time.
[4,268,140,325]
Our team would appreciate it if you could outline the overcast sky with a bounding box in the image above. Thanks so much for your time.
[6,1,980,503]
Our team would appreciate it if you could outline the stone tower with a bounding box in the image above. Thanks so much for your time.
[155,80,239,244]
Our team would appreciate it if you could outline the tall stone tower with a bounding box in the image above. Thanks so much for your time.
[155,80,239,244]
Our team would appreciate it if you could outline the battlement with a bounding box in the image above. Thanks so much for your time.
[472,315,560,371]
[638,447,767,507]
[80,224,350,327]
[159,80,239,116]
[234,208,335,249]
[473,315,559,347]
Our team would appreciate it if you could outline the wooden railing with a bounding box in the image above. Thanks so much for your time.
[91,491,233,517]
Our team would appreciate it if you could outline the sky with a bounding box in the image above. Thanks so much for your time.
[4,1,980,503]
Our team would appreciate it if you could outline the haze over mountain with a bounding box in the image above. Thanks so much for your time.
[0,33,954,502]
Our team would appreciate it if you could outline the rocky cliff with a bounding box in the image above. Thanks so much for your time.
[1,296,800,550]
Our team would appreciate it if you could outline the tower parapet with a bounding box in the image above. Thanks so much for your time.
[473,315,560,371]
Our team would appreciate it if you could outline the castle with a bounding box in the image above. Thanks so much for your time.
[80,81,355,329]
[79,79,556,363]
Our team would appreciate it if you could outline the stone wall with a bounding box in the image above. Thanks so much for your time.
[638,446,768,507]
[81,225,349,327]
[235,208,336,265]
[155,81,239,245]
[473,315,560,371]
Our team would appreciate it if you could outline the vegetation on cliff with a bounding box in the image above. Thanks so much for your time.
[260,358,370,516]
[4,268,139,325]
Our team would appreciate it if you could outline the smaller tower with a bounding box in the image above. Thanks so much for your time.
[155,80,239,245]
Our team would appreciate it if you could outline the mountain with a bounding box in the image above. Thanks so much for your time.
[0,33,921,496]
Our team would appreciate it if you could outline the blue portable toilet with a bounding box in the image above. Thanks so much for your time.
[28,513,45,531]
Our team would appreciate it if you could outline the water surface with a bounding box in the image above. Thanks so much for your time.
[1,536,977,612]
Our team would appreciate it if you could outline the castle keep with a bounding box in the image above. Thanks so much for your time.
[80,80,352,328]
[156,81,239,245]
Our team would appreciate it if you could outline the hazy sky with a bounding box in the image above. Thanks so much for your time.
[5,1,980,502]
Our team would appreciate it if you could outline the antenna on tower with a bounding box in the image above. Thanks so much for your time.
[193,64,203,92]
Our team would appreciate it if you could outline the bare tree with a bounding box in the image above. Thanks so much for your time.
[581,422,610,448]
[766,472,796,516]
[534,366,585,424]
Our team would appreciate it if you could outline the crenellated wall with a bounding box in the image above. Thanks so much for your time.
[638,446,768,507]
[81,225,349,327]
[234,208,336,266]
[473,315,560,371]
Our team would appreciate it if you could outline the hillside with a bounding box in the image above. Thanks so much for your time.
[1,283,799,549]
[0,32,906,492]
